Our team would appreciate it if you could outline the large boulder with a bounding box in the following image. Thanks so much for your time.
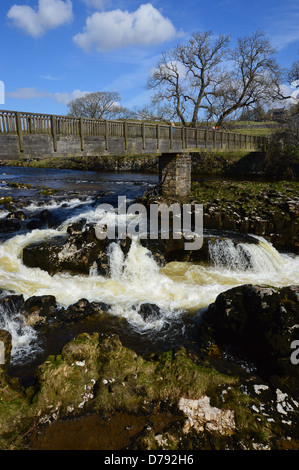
[22,225,110,275]
[198,284,299,377]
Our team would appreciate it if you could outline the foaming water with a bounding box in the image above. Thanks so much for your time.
[0,301,42,364]
[162,236,299,299]
[208,235,284,273]
[0,203,298,363]
[25,197,94,213]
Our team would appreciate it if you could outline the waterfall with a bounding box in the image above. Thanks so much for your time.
[108,238,159,283]
[208,236,284,273]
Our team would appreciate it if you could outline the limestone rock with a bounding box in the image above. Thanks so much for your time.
[178,396,235,435]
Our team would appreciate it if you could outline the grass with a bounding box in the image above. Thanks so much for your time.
[232,128,281,137]
[190,180,299,214]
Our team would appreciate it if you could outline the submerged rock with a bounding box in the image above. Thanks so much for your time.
[137,303,162,323]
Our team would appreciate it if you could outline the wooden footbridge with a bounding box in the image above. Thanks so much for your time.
[0,109,264,196]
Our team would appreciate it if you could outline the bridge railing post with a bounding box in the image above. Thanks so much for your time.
[79,117,84,151]
[15,112,24,153]
[156,124,160,151]
[51,115,57,152]
[124,121,128,150]
[142,122,146,150]
[105,120,109,151]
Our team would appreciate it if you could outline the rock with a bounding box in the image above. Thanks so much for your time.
[198,284,299,377]
[62,298,111,323]
[22,229,110,275]
[178,396,235,436]
[6,211,26,221]
[67,219,87,235]
[138,303,162,322]
[21,295,58,328]
[26,220,41,230]
[1,332,299,450]
[22,234,71,274]
[19,295,111,328]
[63,298,94,322]
[0,219,21,233]
[39,209,52,222]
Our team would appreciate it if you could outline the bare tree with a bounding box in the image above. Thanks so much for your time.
[147,54,189,125]
[286,52,299,117]
[67,91,126,119]
[175,31,230,126]
[209,31,283,126]
[147,31,230,126]
[134,100,175,122]
[288,58,299,87]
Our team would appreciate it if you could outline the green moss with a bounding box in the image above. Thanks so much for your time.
[0,332,293,449]
[191,180,299,212]
[0,196,13,209]
[7,182,32,189]
[38,187,58,196]
[222,388,273,444]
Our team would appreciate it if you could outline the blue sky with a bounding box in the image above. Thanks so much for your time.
[0,0,299,115]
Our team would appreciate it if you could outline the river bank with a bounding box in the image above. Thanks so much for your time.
[1,147,298,181]
[0,166,298,450]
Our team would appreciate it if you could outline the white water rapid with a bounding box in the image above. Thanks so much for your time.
[0,199,298,363]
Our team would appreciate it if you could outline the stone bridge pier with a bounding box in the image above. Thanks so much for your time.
[159,153,191,197]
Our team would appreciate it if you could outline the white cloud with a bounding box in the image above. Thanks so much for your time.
[7,87,51,99]
[82,0,107,9]
[54,89,90,104]
[73,3,178,53]
[41,74,60,81]
[7,87,89,105]
[7,0,73,38]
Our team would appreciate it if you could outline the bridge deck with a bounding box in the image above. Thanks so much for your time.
[0,110,264,160]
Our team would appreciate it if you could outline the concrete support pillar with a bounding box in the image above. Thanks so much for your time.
[159,153,191,197]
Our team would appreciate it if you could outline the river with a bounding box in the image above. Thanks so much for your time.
[0,166,298,383]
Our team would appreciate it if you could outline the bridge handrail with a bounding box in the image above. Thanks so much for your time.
[0,109,265,149]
